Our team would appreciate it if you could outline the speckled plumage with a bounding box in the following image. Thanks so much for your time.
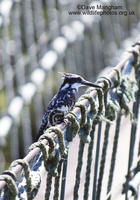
[35,73,101,141]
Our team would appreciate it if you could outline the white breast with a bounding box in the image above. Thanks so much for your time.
[61,83,69,90]
[71,83,81,90]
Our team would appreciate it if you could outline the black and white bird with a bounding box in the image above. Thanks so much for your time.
[35,72,101,141]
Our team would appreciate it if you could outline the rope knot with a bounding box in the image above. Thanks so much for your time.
[10,159,34,193]
[39,132,55,154]
[65,112,80,140]
[96,77,112,93]
[75,103,87,126]
[47,127,66,157]
[0,173,18,198]
[78,94,97,118]
[45,148,60,177]
[105,99,120,121]
[79,117,91,143]
[29,142,49,162]
[111,75,138,118]
[110,68,121,88]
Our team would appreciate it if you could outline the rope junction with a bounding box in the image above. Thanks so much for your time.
[0,40,140,199]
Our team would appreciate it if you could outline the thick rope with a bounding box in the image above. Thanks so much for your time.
[93,87,111,124]
[83,87,105,200]
[29,128,66,200]
[9,159,41,200]
[43,127,67,200]
[127,68,140,170]
[96,123,111,200]
[78,94,97,119]
[106,71,138,198]
[45,172,53,200]
[105,41,140,199]
[0,42,139,200]
[53,159,63,200]
[0,174,18,200]
[2,170,16,182]
[96,77,112,93]
[73,117,92,200]
[45,148,60,177]
[110,68,121,88]
[75,103,87,126]
[29,128,66,199]
[73,140,84,200]
[79,117,92,144]
[39,131,55,154]
[10,159,32,193]
[79,94,97,113]
[83,122,96,200]
[124,65,140,198]
[46,127,66,157]
[65,112,80,138]
[60,154,69,200]
[96,99,119,200]
[106,112,122,200]
[73,95,96,200]
[29,142,49,162]
[92,81,111,200]
[94,88,104,123]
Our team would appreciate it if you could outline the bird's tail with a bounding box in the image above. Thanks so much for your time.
[34,121,47,142]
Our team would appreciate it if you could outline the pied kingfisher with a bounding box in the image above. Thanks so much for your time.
[35,72,101,141]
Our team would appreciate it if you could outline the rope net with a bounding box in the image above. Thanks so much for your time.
[0,40,140,200]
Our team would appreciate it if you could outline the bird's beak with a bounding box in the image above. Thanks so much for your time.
[81,79,102,88]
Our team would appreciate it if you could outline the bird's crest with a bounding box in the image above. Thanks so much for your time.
[58,72,82,82]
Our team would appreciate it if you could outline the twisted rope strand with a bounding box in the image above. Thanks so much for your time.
[45,173,53,200]
[107,112,121,200]
[10,159,32,193]
[83,123,96,200]
[0,174,18,199]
